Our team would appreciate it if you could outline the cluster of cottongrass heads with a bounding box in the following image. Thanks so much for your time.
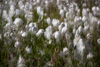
[0,0,100,67]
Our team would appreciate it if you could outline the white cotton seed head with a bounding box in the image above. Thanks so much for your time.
[45,0,49,7]
[82,8,88,16]
[19,30,24,35]
[29,23,38,34]
[97,38,100,44]
[52,19,60,27]
[15,41,22,48]
[25,46,31,53]
[63,47,68,55]
[73,28,76,34]
[37,6,43,16]
[18,1,24,8]
[36,29,44,37]
[33,23,38,27]
[61,26,68,34]
[46,17,51,25]
[64,6,66,11]
[2,10,8,20]
[10,5,15,10]
[58,4,62,10]
[87,52,93,59]
[48,40,52,44]
[9,8,15,18]
[78,26,83,33]
[96,7,100,11]
[59,9,64,15]
[75,30,79,35]
[82,3,86,7]
[66,12,69,18]
[86,8,90,12]
[74,16,82,24]
[44,32,53,40]
[82,16,87,22]
[22,32,27,37]
[7,17,13,23]
[29,22,34,28]
[20,5,25,10]
[92,6,96,11]
[14,18,23,27]
[5,22,12,28]
[84,22,88,26]
[36,0,40,3]
[46,26,53,33]
[25,13,33,21]
[44,26,53,40]
[16,9,22,16]
[73,35,80,47]
[76,9,80,16]
[97,21,100,25]
[10,33,13,37]
[53,31,62,41]
[4,32,10,38]
[58,22,65,31]
[77,39,85,56]
[86,33,92,39]
[83,25,89,33]
[17,55,25,67]
[90,17,98,25]
[29,26,38,34]
[57,0,60,4]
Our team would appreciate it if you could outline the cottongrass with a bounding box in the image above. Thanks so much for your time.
[0,0,100,67]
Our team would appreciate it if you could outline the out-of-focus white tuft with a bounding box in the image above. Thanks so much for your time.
[53,31,62,42]
[63,47,68,55]
[25,46,32,54]
[36,29,44,37]
[17,55,25,67]
[14,18,23,27]
[15,41,22,48]
[97,38,100,44]
[87,52,93,59]
[52,19,60,27]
